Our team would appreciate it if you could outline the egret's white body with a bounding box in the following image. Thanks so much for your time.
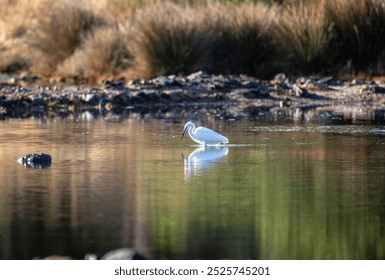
[181,122,228,145]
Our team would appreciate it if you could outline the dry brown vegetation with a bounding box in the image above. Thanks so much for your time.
[131,3,213,77]
[28,1,105,75]
[1,0,385,82]
[208,3,277,77]
[276,0,335,73]
[326,0,385,72]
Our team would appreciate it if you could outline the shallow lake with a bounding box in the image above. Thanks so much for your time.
[1,112,385,259]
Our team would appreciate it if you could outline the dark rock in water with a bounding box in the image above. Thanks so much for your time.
[17,153,52,168]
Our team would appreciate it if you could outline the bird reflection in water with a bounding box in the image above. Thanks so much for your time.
[182,146,228,181]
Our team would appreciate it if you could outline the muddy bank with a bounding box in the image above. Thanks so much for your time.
[1,71,385,123]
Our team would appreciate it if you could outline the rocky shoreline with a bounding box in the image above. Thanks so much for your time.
[1,71,385,122]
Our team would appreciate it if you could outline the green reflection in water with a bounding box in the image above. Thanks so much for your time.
[148,130,385,259]
[1,119,385,259]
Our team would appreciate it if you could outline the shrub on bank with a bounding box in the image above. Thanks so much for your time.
[78,27,133,77]
[276,0,335,74]
[27,1,104,75]
[326,0,385,72]
[208,3,277,77]
[130,3,213,77]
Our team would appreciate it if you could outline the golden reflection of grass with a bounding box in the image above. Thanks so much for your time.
[1,0,385,81]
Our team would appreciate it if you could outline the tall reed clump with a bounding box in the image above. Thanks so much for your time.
[80,27,134,77]
[130,2,213,78]
[27,1,104,75]
[57,26,134,78]
[327,0,385,72]
[208,3,278,77]
[275,0,335,75]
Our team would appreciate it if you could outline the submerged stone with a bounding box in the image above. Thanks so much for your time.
[17,153,52,168]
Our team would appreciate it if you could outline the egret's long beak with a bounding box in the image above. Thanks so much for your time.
[181,127,188,139]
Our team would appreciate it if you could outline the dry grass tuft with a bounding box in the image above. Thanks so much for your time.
[276,0,335,74]
[0,0,43,73]
[79,27,133,77]
[208,3,277,77]
[326,0,385,71]
[0,40,29,73]
[131,2,213,78]
[0,0,41,39]
[27,1,104,75]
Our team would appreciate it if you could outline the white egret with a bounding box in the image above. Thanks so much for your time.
[180,122,228,145]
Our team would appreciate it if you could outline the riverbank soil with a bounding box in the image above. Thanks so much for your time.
[1,72,385,122]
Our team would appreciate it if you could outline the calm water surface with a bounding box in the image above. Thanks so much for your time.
[1,115,385,259]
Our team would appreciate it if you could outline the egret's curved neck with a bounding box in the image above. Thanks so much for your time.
[188,125,195,137]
